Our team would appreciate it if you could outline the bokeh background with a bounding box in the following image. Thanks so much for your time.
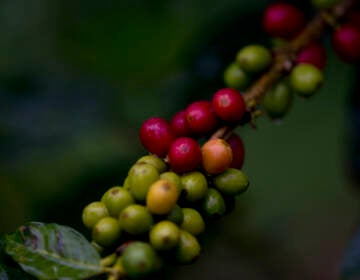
[0,0,359,279]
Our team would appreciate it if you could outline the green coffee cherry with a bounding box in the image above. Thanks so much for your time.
[236,45,272,73]
[262,81,292,119]
[160,171,181,194]
[122,242,158,279]
[223,62,250,90]
[149,221,180,251]
[202,188,226,218]
[136,155,167,173]
[92,217,121,247]
[176,230,201,264]
[180,208,205,236]
[311,0,340,9]
[213,168,249,195]
[119,204,153,235]
[82,201,109,229]
[166,204,184,225]
[128,163,160,201]
[180,172,208,202]
[290,63,323,97]
[101,187,134,217]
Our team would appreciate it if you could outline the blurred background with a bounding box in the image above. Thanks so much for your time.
[0,0,359,279]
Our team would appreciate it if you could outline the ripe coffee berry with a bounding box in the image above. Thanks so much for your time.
[226,133,245,169]
[263,2,305,39]
[332,24,360,63]
[168,137,202,174]
[201,138,233,175]
[296,41,327,70]
[185,101,218,135]
[212,88,246,123]
[139,117,175,157]
[170,110,191,137]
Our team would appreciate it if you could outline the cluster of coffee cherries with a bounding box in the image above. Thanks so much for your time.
[82,87,249,279]
[224,1,360,120]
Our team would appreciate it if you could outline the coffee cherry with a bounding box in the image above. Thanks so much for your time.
[185,101,219,135]
[262,81,292,119]
[82,201,109,229]
[180,208,205,236]
[136,155,167,173]
[176,230,201,264]
[202,138,233,175]
[263,2,305,39]
[212,88,246,123]
[227,133,245,169]
[236,45,272,73]
[180,171,208,202]
[223,62,250,90]
[296,41,327,70]
[122,242,158,279]
[290,63,323,97]
[213,168,249,196]
[146,179,179,215]
[149,221,180,251]
[170,110,191,137]
[311,0,340,9]
[160,172,181,194]
[166,205,184,225]
[101,187,134,218]
[92,217,121,247]
[139,117,175,157]
[119,204,153,235]
[202,188,226,218]
[168,137,202,174]
[128,163,159,201]
[332,24,360,63]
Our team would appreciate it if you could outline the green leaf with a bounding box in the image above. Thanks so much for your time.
[5,222,102,280]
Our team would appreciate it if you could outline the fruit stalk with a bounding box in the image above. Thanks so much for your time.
[211,0,356,140]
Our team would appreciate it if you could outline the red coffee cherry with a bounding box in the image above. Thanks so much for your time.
[139,117,175,157]
[185,101,219,135]
[296,41,327,70]
[212,88,246,123]
[170,110,191,137]
[168,137,202,174]
[263,2,305,39]
[332,23,360,63]
[227,133,245,169]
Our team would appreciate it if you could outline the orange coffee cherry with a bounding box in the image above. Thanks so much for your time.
[146,179,179,215]
[201,138,233,175]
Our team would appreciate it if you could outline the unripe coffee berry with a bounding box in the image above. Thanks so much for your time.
[332,24,360,63]
[180,208,205,236]
[262,81,292,119]
[236,45,272,73]
[101,187,135,217]
[149,221,180,251]
[212,88,246,123]
[290,63,323,97]
[223,62,250,90]
[180,171,208,202]
[168,137,202,174]
[263,2,305,39]
[136,155,167,173]
[214,168,249,196]
[201,138,233,175]
[146,179,179,215]
[92,217,121,247]
[227,133,245,169]
[185,101,218,135]
[296,41,327,70]
[170,110,191,137]
[202,188,226,218]
[82,201,109,229]
[176,230,201,264]
[119,204,153,235]
[139,117,175,157]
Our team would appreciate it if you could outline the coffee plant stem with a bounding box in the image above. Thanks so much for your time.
[211,0,356,140]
